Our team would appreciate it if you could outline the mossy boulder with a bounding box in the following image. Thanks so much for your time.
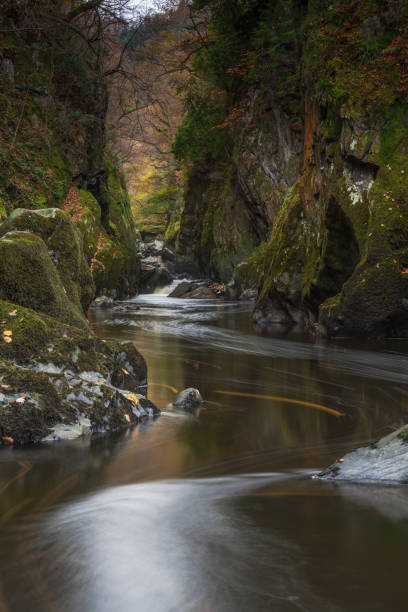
[0,300,146,384]
[0,300,156,444]
[0,207,95,311]
[0,231,89,330]
[0,356,157,445]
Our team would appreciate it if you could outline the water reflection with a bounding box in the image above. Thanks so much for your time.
[0,294,408,611]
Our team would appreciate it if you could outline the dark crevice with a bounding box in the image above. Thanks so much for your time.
[344,154,380,179]
[307,198,360,314]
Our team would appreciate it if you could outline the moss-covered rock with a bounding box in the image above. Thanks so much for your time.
[0,231,89,330]
[0,300,156,444]
[0,207,95,311]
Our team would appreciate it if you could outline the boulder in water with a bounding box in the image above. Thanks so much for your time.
[318,425,408,483]
[172,388,203,412]
[168,281,197,298]
[90,295,114,309]
[187,286,215,299]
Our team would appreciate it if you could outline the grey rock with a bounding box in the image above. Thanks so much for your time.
[90,295,114,309]
[188,286,215,299]
[168,281,198,298]
[172,388,203,412]
[318,425,408,483]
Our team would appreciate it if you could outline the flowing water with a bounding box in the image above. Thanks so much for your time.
[1,287,408,611]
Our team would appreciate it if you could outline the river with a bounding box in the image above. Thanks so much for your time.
[0,287,408,611]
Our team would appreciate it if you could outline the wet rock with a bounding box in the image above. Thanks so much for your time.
[90,295,115,309]
[169,281,221,299]
[42,416,92,441]
[112,303,140,313]
[140,264,172,293]
[168,281,198,298]
[0,300,157,444]
[172,388,203,412]
[110,341,147,392]
[318,425,408,483]
[188,286,216,299]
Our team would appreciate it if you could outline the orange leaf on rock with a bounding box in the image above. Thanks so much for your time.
[126,393,139,404]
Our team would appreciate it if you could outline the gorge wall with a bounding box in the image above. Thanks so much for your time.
[0,2,140,298]
[174,0,408,337]
[0,2,154,444]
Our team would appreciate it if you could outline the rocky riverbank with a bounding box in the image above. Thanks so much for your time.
[0,209,159,445]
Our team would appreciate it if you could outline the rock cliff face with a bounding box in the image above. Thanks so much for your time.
[255,102,408,337]
[177,97,301,280]
[175,0,408,337]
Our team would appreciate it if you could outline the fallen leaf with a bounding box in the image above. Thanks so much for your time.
[121,368,130,376]
[126,393,139,404]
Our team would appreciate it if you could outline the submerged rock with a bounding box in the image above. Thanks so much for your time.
[318,425,408,483]
[90,295,115,309]
[172,388,203,413]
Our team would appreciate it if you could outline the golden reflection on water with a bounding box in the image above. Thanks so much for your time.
[214,390,345,417]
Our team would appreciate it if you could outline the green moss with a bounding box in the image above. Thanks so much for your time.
[0,231,88,330]
[0,207,95,311]
[258,182,306,299]
[235,242,268,289]
[164,217,180,246]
